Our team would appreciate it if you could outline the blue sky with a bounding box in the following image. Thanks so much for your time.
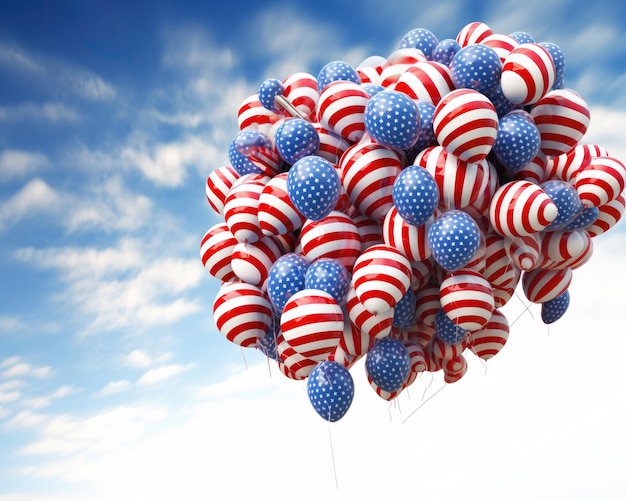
[1,0,625,499]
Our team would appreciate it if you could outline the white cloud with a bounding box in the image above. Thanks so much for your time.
[0,360,52,380]
[137,363,196,386]
[4,409,48,429]
[97,380,131,397]
[0,102,80,122]
[0,150,50,182]
[0,42,45,73]
[0,390,21,404]
[0,178,62,232]
[0,315,26,333]
[124,350,173,369]
[21,386,77,410]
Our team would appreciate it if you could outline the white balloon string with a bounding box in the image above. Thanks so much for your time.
[327,422,340,490]
[240,347,249,371]
[510,291,535,327]
[401,383,446,425]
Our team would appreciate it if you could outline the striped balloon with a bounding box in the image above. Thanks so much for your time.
[280,289,344,361]
[356,55,386,86]
[206,166,240,216]
[405,318,436,348]
[514,151,549,184]
[410,260,433,291]
[443,354,468,384]
[483,234,520,288]
[414,283,441,327]
[414,145,490,211]
[353,214,384,251]
[258,173,306,236]
[213,282,273,348]
[345,286,394,339]
[276,338,318,380]
[231,237,283,287]
[439,269,495,332]
[540,230,591,267]
[456,22,493,47]
[493,282,517,309]
[489,180,558,238]
[237,93,282,133]
[482,33,519,63]
[504,233,541,271]
[530,89,590,157]
[394,61,455,105]
[339,142,402,220]
[468,308,509,360]
[200,222,238,282]
[429,333,466,365]
[223,176,267,243]
[575,156,626,209]
[382,206,431,262]
[352,244,413,314]
[318,80,370,142]
[586,194,625,237]
[404,340,427,379]
[547,143,609,183]
[298,211,362,271]
[522,267,572,303]
[282,72,319,121]
[501,43,556,105]
[339,318,376,357]
[433,88,498,163]
[314,123,351,164]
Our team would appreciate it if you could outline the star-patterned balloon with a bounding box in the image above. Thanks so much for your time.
[304,258,350,306]
[509,31,536,44]
[317,60,361,93]
[266,253,309,314]
[392,164,439,226]
[307,361,355,422]
[286,155,341,221]
[539,42,566,88]
[434,308,469,345]
[450,43,502,94]
[229,129,281,177]
[541,179,584,230]
[258,78,285,112]
[563,206,599,231]
[431,38,461,66]
[399,27,439,59]
[364,90,421,150]
[427,210,481,271]
[541,289,570,324]
[494,112,541,172]
[365,337,411,393]
[393,288,417,329]
[274,118,320,165]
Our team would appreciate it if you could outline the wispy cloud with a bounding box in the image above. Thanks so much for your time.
[0,357,53,380]
[0,102,80,122]
[0,149,50,182]
[21,386,78,410]
[97,380,131,397]
[137,363,196,386]
[0,178,62,232]
[124,349,173,369]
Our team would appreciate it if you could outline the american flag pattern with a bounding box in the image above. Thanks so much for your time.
[223,175,267,244]
[410,259,433,291]
[364,90,421,150]
[433,89,498,164]
[575,156,626,209]
[504,233,540,271]
[530,89,590,157]
[427,210,482,272]
[213,282,273,348]
[501,43,556,105]
[468,308,509,360]
[399,27,439,59]
[541,179,584,230]
[345,285,394,339]
[404,319,436,348]
[541,231,593,271]
[318,80,369,143]
[365,337,411,393]
[367,373,400,401]
[394,61,455,106]
[339,142,402,221]
[483,234,520,289]
[307,361,355,421]
[522,267,572,303]
[229,129,281,177]
[352,244,413,315]
[586,194,625,237]
[282,72,319,121]
[258,173,306,236]
[514,151,548,184]
[489,180,558,238]
[276,339,317,380]
[206,165,240,216]
[455,21,493,47]
[317,60,361,93]
[429,330,466,364]
[231,238,283,287]
[382,206,431,262]
[200,222,238,282]
[439,269,495,332]
[280,289,343,361]
[404,340,427,386]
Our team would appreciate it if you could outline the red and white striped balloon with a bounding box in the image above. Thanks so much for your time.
[586,194,625,237]
[318,80,370,143]
[504,233,541,271]
[280,289,344,361]
[433,88,498,164]
[382,206,431,262]
[429,335,466,365]
[404,340,427,381]
[298,211,362,271]
[439,269,495,332]
[522,267,572,303]
[483,234,520,289]
[206,166,240,216]
[353,214,384,252]
[356,55,386,86]
[352,244,413,315]
[468,308,509,361]
[410,260,434,291]
[414,283,441,327]
[414,146,491,211]
[489,180,558,238]
[258,173,306,236]
[213,282,272,347]
[530,89,590,157]
[443,354,468,384]
[405,319,436,348]
[223,175,268,243]
[501,43,556,105]
[200,223,238,282]
[314,123,351,164]
[276,338,318,380]
[514,151,549,184]
[540,230,591,268]
[339,142,403,220]
[575,156,626,209]
[338,318,376,357]
[345,286,394,339]
[394,61,455,105]
[456,22,493,47]
[547,143,609,184]
[231,237,283,286]
[237,93,282,133]
[482,33,519,63]
[282,72,319,121]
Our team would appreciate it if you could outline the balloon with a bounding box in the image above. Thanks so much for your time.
[427,210,482,271]
[394,61,455,106]
[456,22,493,47]
[318,80,369,142]
[393,288,417,329]
[365,337,411,393]
[200,223,238,282]
[224,175,268,244]
[364,90,421,150]
[237,93,282,133]
[339,317,376,357]
[286,155,341,221]
[493,112,541,172]
[414,283,441,327]
[258,78,285,112]
[307,361,355,422]
[522,267,572,303]
[274,118,320,164]
[541,290,570,324]
[434,308,468,345]
[468,309,510,360]
[382,206,432,262]
[266,253,309,314]
[431,38,461,66]
[391,164,439,226]
[304,258,350,306]
[258,172,306,236]
[443,354,468,383]
[541,179,584,230]
[206,165,240,215]
[575,156,626,209]
[439,269,495,332]
[345,286,394,339]
[399,27,439,58]
[231,237,283,286]
[281,72,319,120]
[317,60,361,92]
[229,129,281,177]
[482,33,519,63]
[450,44,502,93]
[501,43,555,105]
[586,194,625,237]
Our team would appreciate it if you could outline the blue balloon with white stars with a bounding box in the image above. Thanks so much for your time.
[541,179,584,230]
[258,315,281,360]
[539,42,566,87]
[451,44,502,94]
[485,84,520,118]
[392,165,439,226]
[363,84,385,98]
[563,206,599,231]
[409,101,438,155]
[228,130,274,176]
[427,210,481,271]
[541,290,570,324]
[274,118,320,165]
[435,308,469,344]
[317,60,361,93]
[493,112,541,172]
[266,253,309,314]
[258,78,285,112]
[364,90,421,150]
[307,361,355,422]
[393,288,417,330]
[304,258,350,306]
[399,28,439,60]
[431,38,461,66]
[286,155,341,221]
[509,31,536,44]
[365,337,411,393]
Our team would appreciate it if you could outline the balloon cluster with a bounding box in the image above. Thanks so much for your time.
[201,21,626,422]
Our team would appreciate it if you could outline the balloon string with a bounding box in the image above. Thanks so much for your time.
[240,347,249,371]
[265,354,272,378]
[327,422,340,490]
[510,291,535,327]
[401,383,446,425]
